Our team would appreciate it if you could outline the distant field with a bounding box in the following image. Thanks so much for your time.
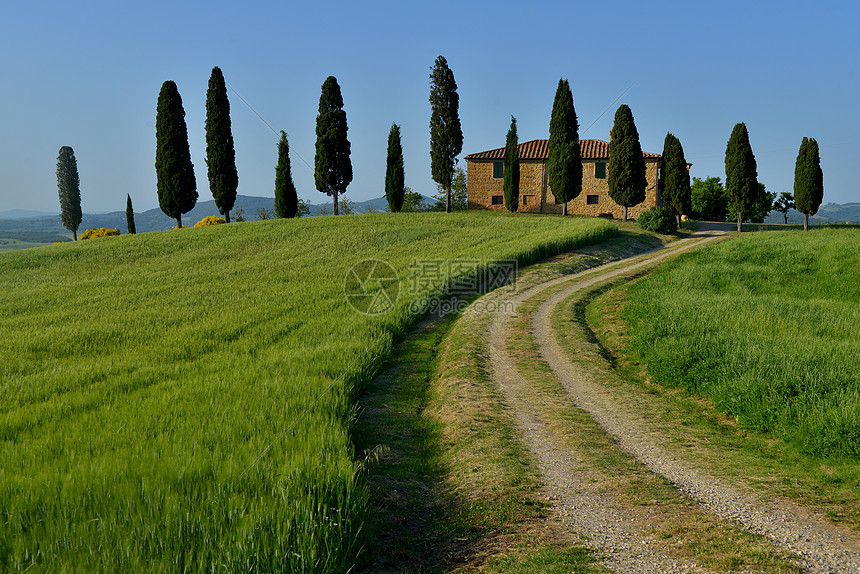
[0,212,616,572]
[0,238,48,252]
[0,231,70,251]
[624,228,860,458]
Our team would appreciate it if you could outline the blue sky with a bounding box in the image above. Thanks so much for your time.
[1,0,858,213]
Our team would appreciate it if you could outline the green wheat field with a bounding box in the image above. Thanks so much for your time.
[0,212,616,572]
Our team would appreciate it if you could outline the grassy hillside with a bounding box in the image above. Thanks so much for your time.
[623,228,860,457]
[0,212,616,572]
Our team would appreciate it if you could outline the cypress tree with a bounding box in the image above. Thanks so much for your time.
[607,104,646,222]
[429,55,463,213]
[205,66,238,223]
[56,146,82,241]
[724,122,758,232]
[126,194,136,234]
[314,76,352,215]
[794,137,824,232]
[385,123,405,212]
[547,79,581,216]
[274,131,298,218]
[504,115,519,212]
[660,132,691,229]
[155,80,197,228]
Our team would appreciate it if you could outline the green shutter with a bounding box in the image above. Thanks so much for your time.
[594,162,606,179]
[493,161,504,178]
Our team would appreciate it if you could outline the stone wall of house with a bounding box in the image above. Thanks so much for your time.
[544,159,660,218]
[466,159,546,212]
[467,158,660,218]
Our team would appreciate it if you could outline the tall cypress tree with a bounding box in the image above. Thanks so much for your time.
[155,80,197,228]
[724,122,758,232]
[314,76,352,215]
[126,194,136,234]
[56,146,82,240]
[547,79,581,216]
[504,116,519,212]
[205,66,238,223]
[794,137,824,232]
[274,131,298,218]
[660,132,691,229]
[607,104,646,222]
[385,123,405,212]
[429,55,463,213]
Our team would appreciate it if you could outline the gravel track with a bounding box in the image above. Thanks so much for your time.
[484,232,860,573]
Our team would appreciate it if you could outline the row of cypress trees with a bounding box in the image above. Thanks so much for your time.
[155,67,301,228]
[385,56,463,213]
[723,124,823,232]
[62,60,824,235]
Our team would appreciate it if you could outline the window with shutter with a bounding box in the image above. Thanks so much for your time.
[493,161,504,178]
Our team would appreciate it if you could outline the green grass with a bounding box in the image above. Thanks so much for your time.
[623,228,860,458]
[0,211,616,572]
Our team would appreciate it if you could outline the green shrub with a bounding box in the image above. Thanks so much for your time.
[80,228,120,240]
[637,206,676,234]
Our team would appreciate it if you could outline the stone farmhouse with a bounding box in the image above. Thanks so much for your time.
[464,139,662,218]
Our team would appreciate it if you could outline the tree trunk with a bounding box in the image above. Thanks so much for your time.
[623,206,628,223]
[562,202,567,216]
[737,211,742,233]
[177,215,182,229]
[446,186,451,213]
[333,193,339,216]
[804,212,809,231]
[224,210,231,224]
[783,213,788,225]
[676,213,682,230]
[73,229,77,241]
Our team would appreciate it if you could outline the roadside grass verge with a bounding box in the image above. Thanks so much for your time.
[585,228,860,528]
[622,228,860,458]
[0,212,615,572]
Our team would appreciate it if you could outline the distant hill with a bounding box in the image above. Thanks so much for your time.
[0,195,405,244]
[0,209,55,220]
[765,202,860,225]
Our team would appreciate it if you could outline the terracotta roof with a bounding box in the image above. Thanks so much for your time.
[464,139,660,161]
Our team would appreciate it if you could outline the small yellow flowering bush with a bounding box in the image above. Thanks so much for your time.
[194,216,226,227]
[172,224,189,229]
[80,228,120,240]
